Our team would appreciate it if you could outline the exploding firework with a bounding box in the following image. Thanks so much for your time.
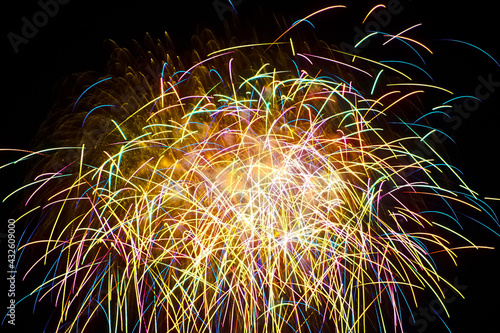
[2,4,499,333]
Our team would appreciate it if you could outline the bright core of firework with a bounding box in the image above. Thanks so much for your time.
[3,5,499,333]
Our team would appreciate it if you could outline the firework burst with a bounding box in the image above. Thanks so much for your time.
[3,5,498,333]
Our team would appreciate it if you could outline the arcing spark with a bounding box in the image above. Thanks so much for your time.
[3,5,498,333]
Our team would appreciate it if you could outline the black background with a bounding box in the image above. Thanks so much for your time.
[2,0,500,332]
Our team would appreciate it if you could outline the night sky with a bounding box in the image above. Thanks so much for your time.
[2,0,500,332]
